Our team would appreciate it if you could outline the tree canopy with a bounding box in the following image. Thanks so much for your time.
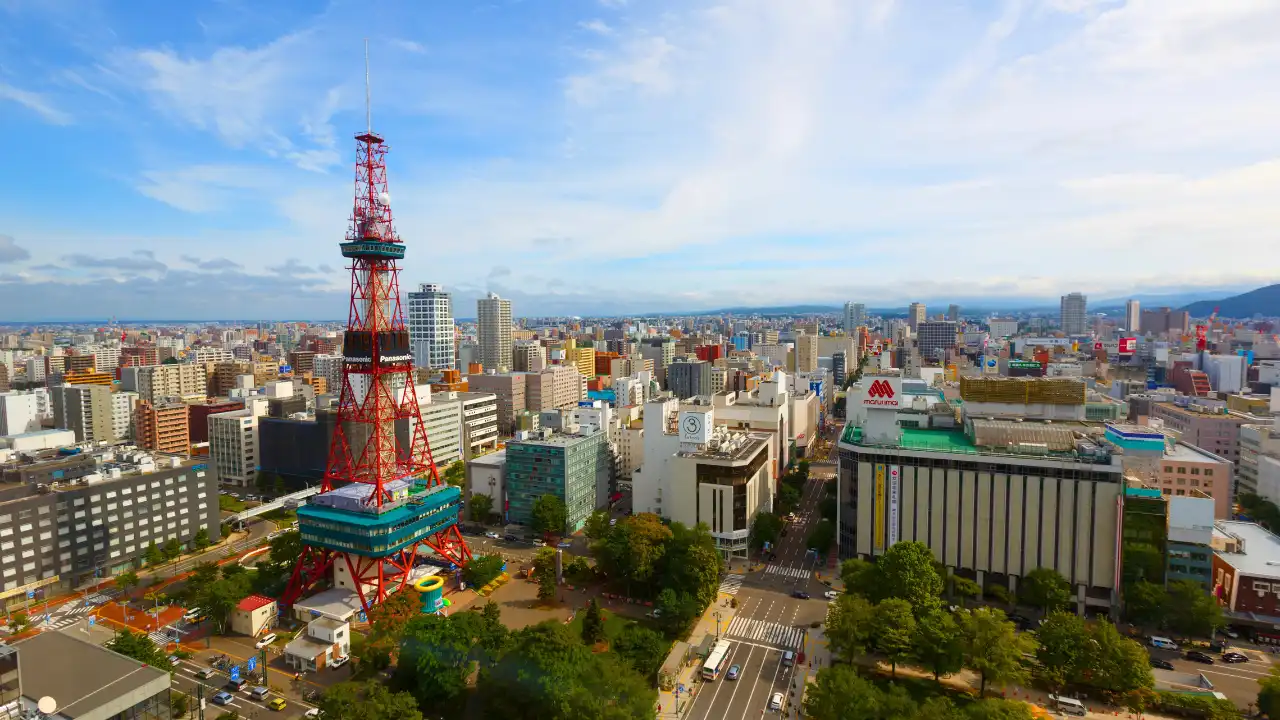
[872,542,944,617]
[749,511,783,550]
[1165,579,1223,637]
[469,493,494,523]
[318,681,423,720]
[1019,568,1072,617]
[531,494,568,537]
[961,608,1032,695]
[105,629,173,671]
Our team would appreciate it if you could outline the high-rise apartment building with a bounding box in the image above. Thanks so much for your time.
[313,354,344,397]
[525,366,586,412]
[843,302,866,333]
[110,391,138,442]
[51,384,114,443]
[513,341,547,372]
[128,364,208,404]
[0,392,40,436]
[1125,299,1141,333]
[908,303,926,331]
[1140,307,1191,336]
[208,409,258,486]
[796,334,819,373]
[408,283,456,371]
[505,430,610,532]
[947,304,960,322]
[1059,292,1087,335]
[667,359,712,399]
[465,372,526,434]
[477,293,513,372]
[916,321,959,361]
[287,350,316,376]
[135,400,190,456]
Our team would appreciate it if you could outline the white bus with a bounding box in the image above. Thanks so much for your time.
[702,640,732,680]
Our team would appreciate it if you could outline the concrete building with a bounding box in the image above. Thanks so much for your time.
[908,303,926,331]
[406,385,463,470]
[1141,307,1191,336]
[51,384,114,444]
[1149,402,1251,465]
[208,409,258,487]
[1241,423,1280,500]
[947,304,960,322]
[843,302,866,333]
[408,283,456,371]
[0,450,219,596]
[1152,442,1234,518]
[1059,292,1087,335]
[667,359,712,400]
[477,292,513,373]
[128,363,208,404]
[110,391,138,442]
[188,400,245,444]
[284,615,351,673]
[0,393,39,437]
[14,631,171,719]
[465,372,525,434]
[467,450,507,521]
[1211,521,1280,637]
[796,334,819,373]
[631,400,773,559]
[916,321,958,362]
[710,373,792,479]
[987,318,1018,338]
[513,341,547,372]
[230,594,278,638]
[457,391,500,459]
[526,365,586,412]
[1125,299,1141,333]
[505,429,610,533]
[135,400,190,456]
[641,338,676,385]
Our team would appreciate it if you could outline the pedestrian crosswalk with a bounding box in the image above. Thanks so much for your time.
[83,590,119,606]
[723,615,805,650]
[764,564,811,581]
[147,630,172,647]
[42,616,80,632]
[718,574,745,596]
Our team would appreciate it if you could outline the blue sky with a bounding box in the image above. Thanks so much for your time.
[2,0,1279,320]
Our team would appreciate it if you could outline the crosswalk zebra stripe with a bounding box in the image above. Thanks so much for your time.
[723,615,804,650]
[718,574,745,596]
[764,564,810,580]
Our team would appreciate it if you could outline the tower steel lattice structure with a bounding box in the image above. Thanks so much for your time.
[281,96,471,614]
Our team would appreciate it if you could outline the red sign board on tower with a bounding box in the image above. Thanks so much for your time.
[1118,337,1137,355]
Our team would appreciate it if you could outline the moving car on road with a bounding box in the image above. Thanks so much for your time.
[823,590,839,600]
[726,664,741,680]
[1149,658,1175,670]
[268,697,287,711]
[211,692,234,706]
[1185,650,1214,664]
[255,633,277,649]
[1222,652,1249,663]
[791,590,810,600]
[485,531,500,539]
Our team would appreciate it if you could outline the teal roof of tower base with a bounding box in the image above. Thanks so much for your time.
[340,239,405,259]
[297,483,461,558]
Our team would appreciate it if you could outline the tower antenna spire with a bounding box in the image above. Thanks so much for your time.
[364,38,372,135]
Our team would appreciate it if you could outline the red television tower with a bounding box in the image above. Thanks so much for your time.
[281,46,471,613]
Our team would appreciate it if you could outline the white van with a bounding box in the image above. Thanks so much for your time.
[1149,636,1179,651]
[781,651,795,668]
[1048,694,1086,717]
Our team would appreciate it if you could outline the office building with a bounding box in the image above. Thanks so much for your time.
[457,391,500,459]
[1059,292,1087,335]
[1149,402,1251,464]
[667,359,713,399]
[0,449,219,595]
[526,365,585,412]
[13,631,171,718]
[419,391,463,469]
[833,351,847,389]
[208,409,258,487]
[908,303,926,331]
[314,354,344,399]
[51,384,114,444]
[287,350,316,376]
[1240,424,1280,499]
[843,302,866,333]
[209,361,252,397]
[641,338,677,385]
[477,293,513,372]
[465,372,526,434]
[505,429,610,533]
[134,400,190,456]
[408,283,456,371]
[110,391,138,442]
[1140,307,1191,336]
[916,321,958,362]
[796,334,819,373]
[0,393,39,437]
[188,400,245,444]
[987,318,1018,338]
[1125,299,1141,333]
[513,341,547,372]
[947,304,960,322]
[1211,521,1280,633]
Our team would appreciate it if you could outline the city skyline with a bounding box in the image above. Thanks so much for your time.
[3,0,1280,320]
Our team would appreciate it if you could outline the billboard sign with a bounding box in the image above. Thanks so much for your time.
[862,378,901,409]
[1118,337,1137,355]
[873,464,886,552]
[1007,360,1042,369]
[887,466,900,549]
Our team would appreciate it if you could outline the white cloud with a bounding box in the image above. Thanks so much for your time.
[579,19,614,36]
[598,0,628,7]
[0,82,72,124]
[390,39,427,54]
[136,164,278,213]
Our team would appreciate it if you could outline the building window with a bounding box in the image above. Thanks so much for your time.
[1177,467,1186,474]
[1191,468,1201,475]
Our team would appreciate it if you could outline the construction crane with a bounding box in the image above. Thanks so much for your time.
[1195,306,1220,352]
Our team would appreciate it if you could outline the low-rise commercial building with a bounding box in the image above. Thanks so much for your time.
[504,429,610,533]
[14,631,171,719]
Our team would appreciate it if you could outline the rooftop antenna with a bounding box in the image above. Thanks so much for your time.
[364,38,372,135]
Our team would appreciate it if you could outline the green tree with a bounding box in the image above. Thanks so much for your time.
[965,699,1037,720]
[105,628,174,670]
[393,613,489,710]
[268,529,302,564]
[592,513,672,596]
[803,664,918,720]
[581,598,604,645]
[913,610,965,682]
[612,624,669,684]
[318,680,423,720]
[1165,579,1223,637]
[961,608,1032,695]
[819,496,838,523]
[469,493,494,523]
[874,541,944,617]
[192,526,212,552]
[359,591,422,671]
[144,542,165,568]
[215,713,239,720]
[1123,542,1166,584]
[1123,580,1168,626]
[1035,612,1090,692]
[9,612,28,633]
[826,593,875,660]
[777,484,802,513]
[749,511,783,551]
[1088,620,1155,697]
[950,576,981,607]
[114,570,140,597]
[532,547,558,601]
[870,598,916,676]
[162,538,183,562]
[655,588,700,637]
[1259,664,1280,719]
[171,691,190,717]
[464,554,506,588]
[806,519,836,553]
[839,558,877,596]
[1019,567,1072,617]
[583,509,612,539]
[531,494,568,538]
[441,460,466,488]
[655,522,723,611]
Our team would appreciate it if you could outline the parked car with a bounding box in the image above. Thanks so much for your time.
[268,697,287,711]
[255,633,277,649]
[1149,658,1175,670]
[195,667,218,679]
[791,591,811,600]
[1222,652,1249,663]
[212,692,234,706]
[1185,651,1215,664]
[726,664,741,681]
[304,710,322,719]
[769,692,784,711]
[533,539,546,547]
[503,534,518,542]
[558,540,572,548]
[823,590,839,600]
[485,531,500,539]
[1224,628,1241,639]
[225,677,248,692]
[330,655,350,669]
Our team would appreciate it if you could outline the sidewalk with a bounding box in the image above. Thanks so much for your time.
[655,581,744,718]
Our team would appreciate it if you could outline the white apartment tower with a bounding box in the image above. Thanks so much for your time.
[843,302,866,333]
[0,392,41,436]
[1125,299,1141,333]
[908,303,926,331]
[208,410,259,486]
[477,293,513,373]
[408,283,456,371]
[1060,292,1088,335]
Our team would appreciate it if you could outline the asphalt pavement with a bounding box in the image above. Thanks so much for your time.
[1149,643,1278,709]
[171,655,319,719]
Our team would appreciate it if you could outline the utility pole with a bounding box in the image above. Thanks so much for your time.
[197,683,205,720]
[260,647,269,689]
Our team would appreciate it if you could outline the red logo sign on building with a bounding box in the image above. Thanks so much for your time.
[864,379,900,407]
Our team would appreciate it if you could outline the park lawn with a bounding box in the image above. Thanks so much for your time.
[261,508,297,528]
[566,606,644,645]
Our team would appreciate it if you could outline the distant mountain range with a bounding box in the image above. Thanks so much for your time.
[1183,284,1280,318]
